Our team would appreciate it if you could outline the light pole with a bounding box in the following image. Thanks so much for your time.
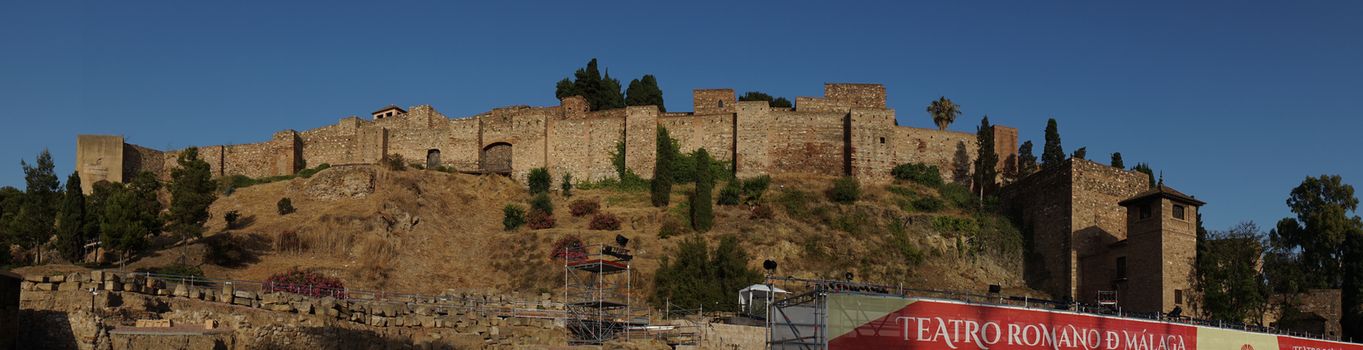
[88,287,101,347]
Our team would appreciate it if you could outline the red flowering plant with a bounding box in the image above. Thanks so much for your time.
[551,235,588,262]
[264,268,347,299]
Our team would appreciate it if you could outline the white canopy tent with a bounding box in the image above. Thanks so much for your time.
[739,284,789,314]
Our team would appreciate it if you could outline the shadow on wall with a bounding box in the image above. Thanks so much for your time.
[252,326,469,350]
[18,310,79,350]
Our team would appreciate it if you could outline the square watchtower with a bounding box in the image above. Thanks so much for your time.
[1116,183,1205,315]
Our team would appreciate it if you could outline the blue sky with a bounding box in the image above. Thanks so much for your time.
[1,1,1359,231]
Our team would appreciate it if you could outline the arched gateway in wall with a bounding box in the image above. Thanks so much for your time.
[480,142,512,174]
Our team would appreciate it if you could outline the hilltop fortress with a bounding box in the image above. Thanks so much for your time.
[76,83,1018,191]
[75,82,1216,319]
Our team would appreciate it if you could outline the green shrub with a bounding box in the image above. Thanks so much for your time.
[578,174,650,193]
[912,196,945,212]
[530,193,553,215]
[502,204,526,230]
[224,210,241,229]
[561,173,573,197]
[717,180,741,205]
[832,207,874,236]
[931,216,978,234]
[658,218,684,239]
[384,154,406,171]
[528,168,551,194]
[888,219,924,265]
[740,176,771,203]
[891,163,944,187]
[777,190,815,218]
[827,176,861,203]
[150,263,205,279]
[939,183,975,209]
[276,198,295,215]
[296,163,331,178]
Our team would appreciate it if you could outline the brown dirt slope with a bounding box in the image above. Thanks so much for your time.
[100,165,1041,300]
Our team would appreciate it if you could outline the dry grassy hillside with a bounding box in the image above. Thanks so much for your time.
[116,165,1043,302]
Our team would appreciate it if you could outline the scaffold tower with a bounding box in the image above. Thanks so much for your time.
[564,242,632,345]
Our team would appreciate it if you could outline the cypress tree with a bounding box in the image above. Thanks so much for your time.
[652,128,675,207]
[691,148,714,232]
[973,116,999,194]
[168,147,218,263]
[626,74,666,112]
[55,172,87,262]
[1041,118,1065,167]
[1017,141,1038,176]
[555,58,626,111]
[1132,163,1156,188]
[1111,152,1125,169]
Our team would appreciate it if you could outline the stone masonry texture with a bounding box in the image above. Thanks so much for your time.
[76,82,1018,192]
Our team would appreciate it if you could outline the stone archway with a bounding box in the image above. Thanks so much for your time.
[480,143,512,174]
[426,149,441,168]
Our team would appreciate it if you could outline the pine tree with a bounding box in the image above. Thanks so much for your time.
[168,147,218,263]
[1017,141,1038,176]
[625,74,666,112]
[18,149,59,264]
[973,116,999,194]
[1071,147,1087,160]
[651,128,675,207]
[1343,231,1363,339]
[1041,118,1065,167]
[710,235,763,311]
[100,185,152,267]
[1132,163,1156,188]
[691,148,714,232]
[55,172,88,262]
[555,58,626,111]
[1111,152,1125,169]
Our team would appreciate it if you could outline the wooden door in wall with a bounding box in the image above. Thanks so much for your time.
[480,143,512,174]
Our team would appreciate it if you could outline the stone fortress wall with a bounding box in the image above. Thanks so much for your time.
[76,83,1019,193]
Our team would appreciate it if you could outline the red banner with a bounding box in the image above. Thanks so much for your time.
[825,296,1361,350]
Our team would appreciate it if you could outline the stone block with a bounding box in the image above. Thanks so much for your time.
[135,319,173,328]
[24,275,47,283]
[234,290,256,300]
[268,303,294,312]
[119,283,133,292]
[233,297,253,306]
[58,281,81,292]
[34,283,54,291]
[91,271,104,282]
[173,284,188,297]
[48,275,65,283]
[19,281,32,291]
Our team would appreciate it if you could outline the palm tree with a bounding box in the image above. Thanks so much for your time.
[926,97,962,131]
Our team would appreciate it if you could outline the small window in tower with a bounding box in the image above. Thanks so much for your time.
[879,137,885,144]
[1173,205,1186,220]
[1175,289,1184,305]
[1115,256,1127,280]
[1140,204,1152,219]
[718,100,725,108]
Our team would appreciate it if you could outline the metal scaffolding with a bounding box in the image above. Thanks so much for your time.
[563,242,632,345]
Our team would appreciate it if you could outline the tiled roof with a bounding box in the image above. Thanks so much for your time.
[1118,184,1206,206]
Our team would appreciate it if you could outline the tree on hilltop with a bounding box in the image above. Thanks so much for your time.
[55,172,89,262]
[1017,141,1038,177]
[16,150,59,264]
[739,91,793,108]
[1132,163,1155,188]
[926,97,962,131]
[1071,147,1087,160]
[1110,152,1125,169]
[168,147,218,263]
[1196,222,1270,324]
[555,58,626,111]
[1262,175,1363,338]
[652,128,675,207]
[973,116,999,195]
[625,75,666,112]
[1041,118,1065,168]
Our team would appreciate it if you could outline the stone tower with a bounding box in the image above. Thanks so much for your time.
[1115,182,1204,315]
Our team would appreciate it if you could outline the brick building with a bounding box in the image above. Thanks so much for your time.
[75,83,1018,193]
[1001,159,1205,315]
